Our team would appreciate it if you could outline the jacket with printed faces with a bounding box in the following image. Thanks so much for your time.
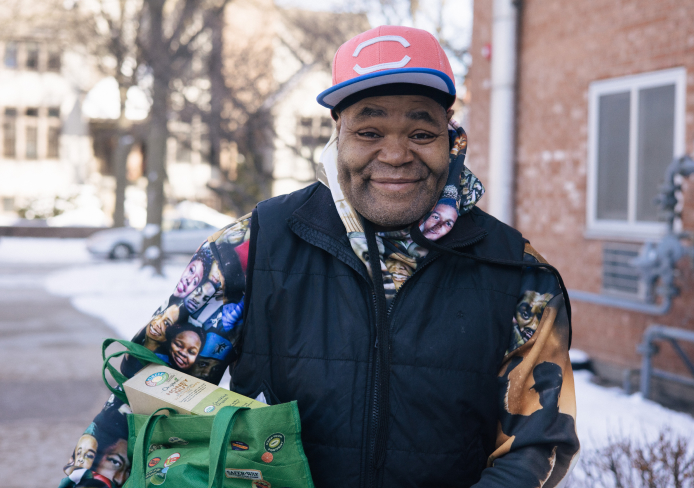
[59,126,579,488]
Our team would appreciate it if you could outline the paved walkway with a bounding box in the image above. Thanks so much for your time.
[0,262,116,487]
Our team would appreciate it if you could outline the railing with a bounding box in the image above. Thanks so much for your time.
[628,324,694,399]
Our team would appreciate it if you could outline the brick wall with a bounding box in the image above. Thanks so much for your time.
[469,0,694,375]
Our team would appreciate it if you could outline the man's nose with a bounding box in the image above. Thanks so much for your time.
[377,135,412,167]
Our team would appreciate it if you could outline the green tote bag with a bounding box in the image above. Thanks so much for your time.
[102,339,315,488]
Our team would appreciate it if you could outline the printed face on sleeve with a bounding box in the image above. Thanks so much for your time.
[146,305,180,346]
[73,434,98,471]
[174,259,204,297]
[170,330,202,370]
[189,357,224,381]
[184,282,216,313]
[421,203,457,240]
[208,261,223,291]
[95,438,131,487]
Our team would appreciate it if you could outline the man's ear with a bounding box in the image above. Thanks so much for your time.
[335,113,342,143]
[446,108,454,122]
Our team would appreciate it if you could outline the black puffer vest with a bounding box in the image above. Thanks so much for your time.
[231,183,525,488]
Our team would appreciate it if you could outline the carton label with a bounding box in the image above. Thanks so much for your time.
[123,364,267,416]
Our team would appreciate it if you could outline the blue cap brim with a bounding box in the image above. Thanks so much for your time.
[317,68,456,110]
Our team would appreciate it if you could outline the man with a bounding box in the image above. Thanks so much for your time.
[61,25,579,487]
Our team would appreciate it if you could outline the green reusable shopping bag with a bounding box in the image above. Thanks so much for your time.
[102,339,315,488]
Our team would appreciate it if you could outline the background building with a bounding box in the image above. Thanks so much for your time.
[468,0,694,405]
[0,36,100,223]
[0,1,368,227]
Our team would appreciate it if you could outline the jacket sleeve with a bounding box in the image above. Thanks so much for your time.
[472,244,580,488]
[58,215,252,488]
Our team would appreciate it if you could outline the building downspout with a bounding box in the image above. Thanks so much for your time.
[487,0,520,226]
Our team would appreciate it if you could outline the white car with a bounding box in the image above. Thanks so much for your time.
[87,218,218,259]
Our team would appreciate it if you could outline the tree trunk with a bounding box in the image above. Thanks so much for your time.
[112,85,131,228]
[142,0,167,275]
[208,12,225,169]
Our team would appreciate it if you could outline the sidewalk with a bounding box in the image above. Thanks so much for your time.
[0,261,114,487]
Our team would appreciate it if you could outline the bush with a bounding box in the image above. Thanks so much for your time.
[569,428,694,488]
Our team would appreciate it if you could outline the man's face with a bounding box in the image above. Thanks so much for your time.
[188,357,223,381]
[421,203,457,240]
[146,305,180,343]
[174,259,204,298]
[184,282,216,313]
[73,434,97,471]
[170,330,201,370]
[336,95,453,228]
[95,438,130,487]
[208,261,223,288]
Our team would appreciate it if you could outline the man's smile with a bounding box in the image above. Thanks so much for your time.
[369,177,423,192]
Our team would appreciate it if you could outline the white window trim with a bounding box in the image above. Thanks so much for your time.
[586,67,686,241]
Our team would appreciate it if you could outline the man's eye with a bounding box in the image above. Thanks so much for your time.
[108,456,122,467]
[357,131,381,138]
[411,132,434,140]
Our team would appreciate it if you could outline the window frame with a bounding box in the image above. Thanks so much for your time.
[4,41,17,69]
[586,67,686,240]
[2,108,17,158]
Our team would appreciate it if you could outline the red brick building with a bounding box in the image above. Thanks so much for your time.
[467,0,694,400]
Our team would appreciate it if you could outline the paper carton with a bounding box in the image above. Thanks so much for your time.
[123,363,267,415]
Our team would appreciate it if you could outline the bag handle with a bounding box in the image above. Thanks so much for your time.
[208,406,248,488]
[102,338,168,404]
[128,407,179,488]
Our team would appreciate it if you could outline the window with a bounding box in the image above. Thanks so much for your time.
[4,41,17,68]
[25,42,39,70]
[587,68,686,239]
[47,107,60,158]
[47,47,61,72]
[25,108,38,159]
[3,108,16,158]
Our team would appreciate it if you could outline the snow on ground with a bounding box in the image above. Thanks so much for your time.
[44,260,185,339]
[0,237,94,264]
[574,370,694,451]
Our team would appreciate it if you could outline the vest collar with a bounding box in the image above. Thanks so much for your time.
[292,184,487,249]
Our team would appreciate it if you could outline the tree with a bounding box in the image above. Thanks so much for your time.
[61,0,231,272]
[205,1,369,214]
[133,0,231,273]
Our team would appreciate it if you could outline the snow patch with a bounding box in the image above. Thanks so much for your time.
[143,224,160,238]
[574,370,694,451]
[144,245,161,260]
[44,261,181,339]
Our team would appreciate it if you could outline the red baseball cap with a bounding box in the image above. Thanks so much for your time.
[317,25,456,110]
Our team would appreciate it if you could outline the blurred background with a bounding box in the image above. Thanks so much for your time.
[2,0,694,486]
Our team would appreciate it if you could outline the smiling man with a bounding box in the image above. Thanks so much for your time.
[61,26,579,488]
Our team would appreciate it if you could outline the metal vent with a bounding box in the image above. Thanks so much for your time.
[602,242,650,301]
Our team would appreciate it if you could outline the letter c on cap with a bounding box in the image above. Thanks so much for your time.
[352,35,411,75]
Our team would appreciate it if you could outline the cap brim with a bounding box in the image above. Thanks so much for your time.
[316,68,456,109]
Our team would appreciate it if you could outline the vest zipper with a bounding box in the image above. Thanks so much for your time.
[364,227,487,488]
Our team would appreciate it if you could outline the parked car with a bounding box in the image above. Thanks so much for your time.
[87,218,218,259]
